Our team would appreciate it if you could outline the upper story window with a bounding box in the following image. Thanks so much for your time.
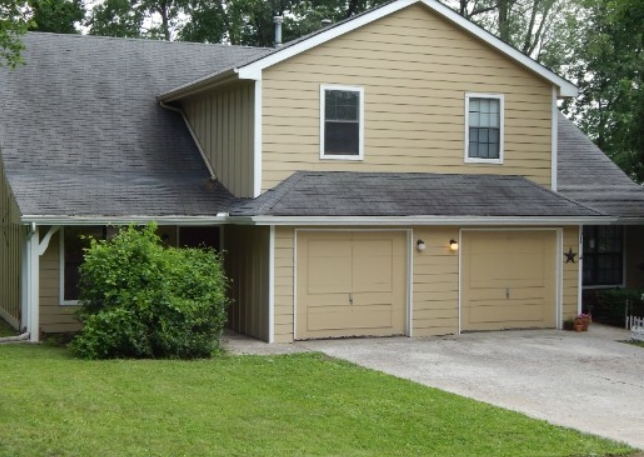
[465,93,504,164]
[320,85,364,160]
[583,225,624,287]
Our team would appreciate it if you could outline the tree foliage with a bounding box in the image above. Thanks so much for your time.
[0,0,33,67]
[70,223,229,360]
[558,0,644,182]
[29,0,84,33]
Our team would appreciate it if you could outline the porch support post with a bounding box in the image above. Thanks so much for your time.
[27,225,60,342]
[20,233,30,333]
[27,225,39,342]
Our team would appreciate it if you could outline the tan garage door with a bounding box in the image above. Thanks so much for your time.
[296,231,407,340]
[461,230,557,332]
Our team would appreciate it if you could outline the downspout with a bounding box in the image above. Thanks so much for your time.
[27,222,38,342]
[159,100,217,181]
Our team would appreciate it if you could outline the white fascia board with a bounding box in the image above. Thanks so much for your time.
[21,215,229,226]
[231,215,614,226]
[235,0,577,96]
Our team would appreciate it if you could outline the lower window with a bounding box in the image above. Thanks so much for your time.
[61,226,107,303]
[582,225,624,286]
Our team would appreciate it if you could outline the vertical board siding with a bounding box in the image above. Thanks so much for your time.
[225,225,270,341]
[39,232,82,333]
[0,160,23,329]
[273,227,295,343]
[184,83,255,198]
[262,3,552,191]
[562,226,580,320]
[412,226,460,336]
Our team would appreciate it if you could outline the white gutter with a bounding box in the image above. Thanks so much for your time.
[230,215,615,226]
[21,215,229,226]
[159,100,217,180]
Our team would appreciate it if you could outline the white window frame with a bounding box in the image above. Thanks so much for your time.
[320,84,364,161]
[464,93,504,165]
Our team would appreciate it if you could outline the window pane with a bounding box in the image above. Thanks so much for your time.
[582,225,624,285]
[64,226,104,301]
[325,90,359,121]
[325,121,359,155]
[468,97,501,159]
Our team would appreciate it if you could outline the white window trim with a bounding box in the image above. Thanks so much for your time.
[59,227,79,306]
[464,93,504,165]
[319,84,364,161]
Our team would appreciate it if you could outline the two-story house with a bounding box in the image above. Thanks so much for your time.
[1,0,642,343]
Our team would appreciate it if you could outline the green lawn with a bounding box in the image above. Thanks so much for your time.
[0,318,17,337]
[0,345,636,457]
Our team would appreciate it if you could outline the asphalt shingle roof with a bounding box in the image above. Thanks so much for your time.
[0,33,267,218]
[231,171,601,218]
[557,114,644,220]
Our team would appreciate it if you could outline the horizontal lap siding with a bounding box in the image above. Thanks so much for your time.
[0,161,23,329]
[40,233,81,333]
[262,3,552,191]
[412,226,460,336]
[184,83,254,198]
[225,226,269,341]
[562,226,580,320]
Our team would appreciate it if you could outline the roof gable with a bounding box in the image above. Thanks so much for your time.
[161,0,576,101]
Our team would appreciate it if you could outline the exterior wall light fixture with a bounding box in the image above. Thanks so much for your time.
[449,239,459,251]
[416,240,426,252]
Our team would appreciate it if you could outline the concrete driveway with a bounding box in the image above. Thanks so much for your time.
[297,325,644,449]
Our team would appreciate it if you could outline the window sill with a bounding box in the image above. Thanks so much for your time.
[320,154,364,161]
[464,158,503,165]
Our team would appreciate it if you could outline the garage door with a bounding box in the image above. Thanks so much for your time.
[461,230,557,332]
[296,231,407,340]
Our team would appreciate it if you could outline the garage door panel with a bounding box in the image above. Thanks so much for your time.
[307,305,393,331]
[462,230,556,332]
[297,231,407,340]
[469,301,545,323]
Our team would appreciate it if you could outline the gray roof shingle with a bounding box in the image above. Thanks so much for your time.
[231,171,601,218]
[557,114,644,220]
[0,33,266,218]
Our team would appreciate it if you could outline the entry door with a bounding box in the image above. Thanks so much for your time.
[461,230,557,332]
[296,231,407,340]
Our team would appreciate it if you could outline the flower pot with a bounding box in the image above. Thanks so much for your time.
[574,323,584,332]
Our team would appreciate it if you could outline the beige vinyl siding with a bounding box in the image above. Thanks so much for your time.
[40,232,81,333]
[274,227,295,343]
[625,225,644,289]
[183,82,255,198]
[0,161,23,329]
[262,3,552,191]
[225,225,270,341]
[562,226,580,320]
[412,227,460,336]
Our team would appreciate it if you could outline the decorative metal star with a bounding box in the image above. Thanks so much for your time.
[564,247,577,264]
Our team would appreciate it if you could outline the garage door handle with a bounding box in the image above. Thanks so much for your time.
[349,293,354,305]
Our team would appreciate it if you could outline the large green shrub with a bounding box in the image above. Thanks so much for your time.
[585,288,644,327]
[70,223,228,359]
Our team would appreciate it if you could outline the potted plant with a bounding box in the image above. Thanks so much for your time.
[574,313,592,332]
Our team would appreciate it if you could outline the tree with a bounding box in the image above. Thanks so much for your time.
[88,0,144,38]
[29,0,84,33]
[0,0,33,67]
[558,0,644,182]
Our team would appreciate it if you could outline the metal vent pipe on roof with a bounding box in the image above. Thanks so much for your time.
[321,19,332,27]
[274,16,284,47]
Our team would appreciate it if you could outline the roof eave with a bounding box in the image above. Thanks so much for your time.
[158,69,240,102]
[229,215,613,226]
[21,215,230,226]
